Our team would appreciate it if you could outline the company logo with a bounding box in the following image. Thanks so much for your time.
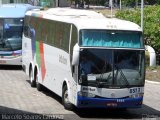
[111,93,116,98]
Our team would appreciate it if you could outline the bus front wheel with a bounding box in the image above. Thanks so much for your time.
[62,85,74,110]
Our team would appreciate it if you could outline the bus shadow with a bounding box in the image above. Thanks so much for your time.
[26,80,62,105]
[74,104,160,119]
[41,86,62,105]
[0,65,22,70]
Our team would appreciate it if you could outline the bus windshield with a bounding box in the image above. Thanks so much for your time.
[80,30,143,48]
[0,18,23,51]
[79,49,145,88]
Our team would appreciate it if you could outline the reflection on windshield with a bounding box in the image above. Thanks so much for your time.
[79,49,145,87]
[0,18,23,51]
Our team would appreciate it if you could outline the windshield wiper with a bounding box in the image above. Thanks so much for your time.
[115,65,130,85]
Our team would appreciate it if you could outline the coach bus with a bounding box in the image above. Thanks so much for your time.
[22,8,145,110]
[0,4,37,65]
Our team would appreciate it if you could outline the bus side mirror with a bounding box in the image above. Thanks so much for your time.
[72,44,80,65]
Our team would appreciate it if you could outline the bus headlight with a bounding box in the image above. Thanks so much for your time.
[78,92,96,98]
[129,93,144,98]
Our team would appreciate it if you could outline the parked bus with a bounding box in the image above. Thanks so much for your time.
[22,8,145,110]
[0,4,37,65]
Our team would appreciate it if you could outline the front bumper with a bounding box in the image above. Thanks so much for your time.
[77,95,143,108]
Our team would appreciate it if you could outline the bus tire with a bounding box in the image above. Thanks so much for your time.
[29,68,36,87]
[62,85,74,110]
[37,82,43,91]
[35,71,43,91]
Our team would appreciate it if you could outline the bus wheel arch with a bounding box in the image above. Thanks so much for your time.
[62,81,74,110]
[29,63,36,87]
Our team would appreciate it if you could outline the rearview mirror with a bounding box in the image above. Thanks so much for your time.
[72,43,80,65]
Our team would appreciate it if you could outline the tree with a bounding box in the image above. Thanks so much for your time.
[85,0,90,8]
[116,5,160,51]
[145,0,157,5]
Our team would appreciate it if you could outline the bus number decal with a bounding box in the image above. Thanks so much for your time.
[129,87,141,94]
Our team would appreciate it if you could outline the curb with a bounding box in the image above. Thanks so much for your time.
[145,80,160,85]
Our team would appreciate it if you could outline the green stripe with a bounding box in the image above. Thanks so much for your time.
[36,41,41,68]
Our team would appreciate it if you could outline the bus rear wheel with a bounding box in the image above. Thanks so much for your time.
[35,71,43,91]
[29,68,36,87]
[62,85,74,110]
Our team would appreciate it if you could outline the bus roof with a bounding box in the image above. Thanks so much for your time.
[0,4,38,18]
[26,8,142,32]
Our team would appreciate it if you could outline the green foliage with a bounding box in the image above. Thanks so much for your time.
[116,5,160,51]
[121,0,160,6]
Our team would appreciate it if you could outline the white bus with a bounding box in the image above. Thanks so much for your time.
[22,8,145,110]
[0,4,37,65]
